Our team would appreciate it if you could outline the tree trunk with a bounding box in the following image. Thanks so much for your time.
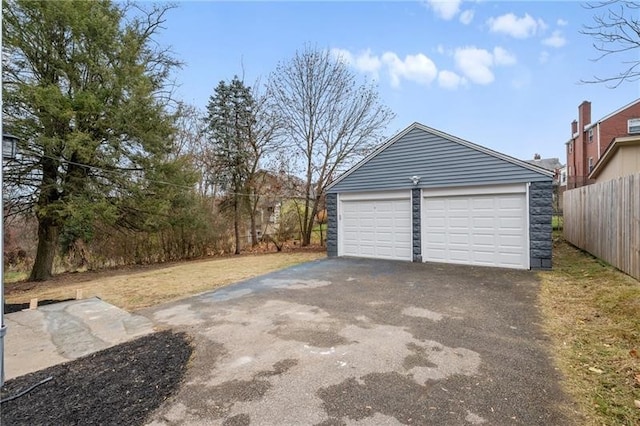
[249,189,258,247]
[234,194,241,255]
[302,195,320,246]
[29,217,59,281]
[250,213,258,247]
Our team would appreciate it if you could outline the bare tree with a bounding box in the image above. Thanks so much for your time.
[581,1,640,87]
[245,84,281,246]
[169,103,224,198]
[267,46,394,246]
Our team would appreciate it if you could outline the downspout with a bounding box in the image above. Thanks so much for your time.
[525,182,531,269]
[597,122,601,159]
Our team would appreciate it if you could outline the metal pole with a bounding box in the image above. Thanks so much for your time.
[0,133,17,387]
[1,136,6,387]
[1,13,5,386]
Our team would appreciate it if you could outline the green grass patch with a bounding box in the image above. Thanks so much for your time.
[4,271,28,283]
[538,235,640,425]
[552,215,563,230]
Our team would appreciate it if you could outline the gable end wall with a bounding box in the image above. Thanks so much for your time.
[328,128,550,193]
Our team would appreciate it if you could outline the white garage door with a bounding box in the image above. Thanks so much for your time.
[422,191,528,269]
[340,193,411,261]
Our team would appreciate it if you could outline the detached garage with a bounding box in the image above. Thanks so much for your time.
[326,123,554,269]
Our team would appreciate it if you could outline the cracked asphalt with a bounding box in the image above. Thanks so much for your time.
[140,257,574,425]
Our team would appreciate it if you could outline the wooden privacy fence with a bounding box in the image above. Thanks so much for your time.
[564,173,640,280]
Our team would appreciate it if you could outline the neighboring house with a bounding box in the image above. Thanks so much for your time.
[558,165,567,188]
[566,98,640,188]
[588,135,640,183]
[524,154,564,212]
[524,154,563,183]
[244,170,305,241]
[326,122,554,270]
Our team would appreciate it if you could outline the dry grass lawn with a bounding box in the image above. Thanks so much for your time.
[538,234,640,425]
[5,251,326,311]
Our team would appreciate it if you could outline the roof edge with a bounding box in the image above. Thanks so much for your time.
[327,122,554,191]
[413,123,555,177]
[326,122,421,191]
[584,97,640,130]
[588,135,640,179]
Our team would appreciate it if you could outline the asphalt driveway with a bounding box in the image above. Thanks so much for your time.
[141,258,573,425]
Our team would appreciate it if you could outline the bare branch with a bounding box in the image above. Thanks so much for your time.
[266,45,394,245]
[580,1,640,87]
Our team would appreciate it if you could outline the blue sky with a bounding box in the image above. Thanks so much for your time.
[155,1,640,163]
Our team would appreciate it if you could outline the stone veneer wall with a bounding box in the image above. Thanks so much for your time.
[326,193,338,257]
[412,188,422,262]
[529,181,553,269]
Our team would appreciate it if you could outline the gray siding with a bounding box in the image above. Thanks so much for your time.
[412,188,421,262]
[328,128,550,193]
[326,193,338,257]
[529,181,553,269]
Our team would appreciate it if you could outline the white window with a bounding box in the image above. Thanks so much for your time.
[588,128,593,142]
[588,157,594,173]
[568,141,573,154]
[561,171,567,184]
[629,118,640,134]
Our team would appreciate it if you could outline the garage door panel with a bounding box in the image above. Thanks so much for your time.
[473,234,495,245]
[473,219,495,230]
[472,198,495,209]
[498,197,523,208]
[449,249,470,262]
[499,217,524,229]
[341,195,411,261]
[499,235,524,246]
[423,192,527,269]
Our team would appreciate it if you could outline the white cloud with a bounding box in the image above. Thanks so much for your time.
[542,30,567,48]
[333,48,438,88]
[425,0,461,20]
[454,47,494,84]
[459,9,474,25]
[493,47,516,66]
[331,48,353,64]
[557,18,568,26]
[539,50,550,64]
[454,46,517,85]
[330,48,382,77]
[334,46,515,89]
[438,70,466,89]
[436,44,445,55]
[487,13,546,38]
[381,52,438,87]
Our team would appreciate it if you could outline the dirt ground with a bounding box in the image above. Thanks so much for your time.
[0,331,192,426]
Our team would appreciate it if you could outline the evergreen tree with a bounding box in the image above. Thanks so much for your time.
[205,77,255,254]
[2,0,184,280]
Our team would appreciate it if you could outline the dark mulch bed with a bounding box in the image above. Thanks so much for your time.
[4,299,74,314]
[0,330,192,426]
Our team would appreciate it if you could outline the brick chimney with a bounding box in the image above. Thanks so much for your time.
[571,120,577,135]
[578,101,591,130]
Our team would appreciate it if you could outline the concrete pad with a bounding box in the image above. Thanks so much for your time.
[4,297,154,380]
